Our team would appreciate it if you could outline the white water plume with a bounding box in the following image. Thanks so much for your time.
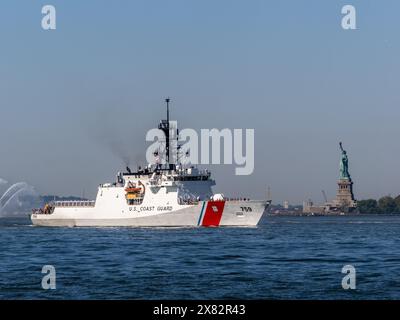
[0,180,37,217]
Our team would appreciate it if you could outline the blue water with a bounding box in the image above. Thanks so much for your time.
[1,214,400,299]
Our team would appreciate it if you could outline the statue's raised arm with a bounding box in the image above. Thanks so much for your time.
[339,142,344,153]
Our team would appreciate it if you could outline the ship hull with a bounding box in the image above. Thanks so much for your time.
[31,201,268,227]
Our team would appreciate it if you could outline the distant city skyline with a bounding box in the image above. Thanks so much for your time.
[1,0,400,204]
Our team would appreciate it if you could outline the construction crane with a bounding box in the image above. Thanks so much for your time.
[267,186,271,201]
[322,190,328,203]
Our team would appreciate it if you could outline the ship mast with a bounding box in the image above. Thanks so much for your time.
[166,98,170,165]
[158,98,171,168]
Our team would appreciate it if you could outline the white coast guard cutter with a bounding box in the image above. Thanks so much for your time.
[31,100,270,227]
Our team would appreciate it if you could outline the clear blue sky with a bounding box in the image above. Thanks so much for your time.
[1,0,399,204]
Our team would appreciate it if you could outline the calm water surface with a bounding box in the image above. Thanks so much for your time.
[1,214,400,299]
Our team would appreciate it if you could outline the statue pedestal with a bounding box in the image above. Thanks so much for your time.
[332,178,357,209]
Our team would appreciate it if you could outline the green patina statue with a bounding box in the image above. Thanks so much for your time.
[339,142,351,180]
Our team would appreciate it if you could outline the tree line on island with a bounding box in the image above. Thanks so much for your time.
[358,196,400,214]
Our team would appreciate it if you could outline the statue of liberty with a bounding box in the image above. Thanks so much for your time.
[339,142,351,180]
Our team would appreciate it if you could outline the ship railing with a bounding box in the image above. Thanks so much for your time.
[178,199,200,205]
[127,198,144,206]
[174,171,211,181]
[176,170,211,176]
[100,183,123,188]
[32,207,55,215]
[53,200,96,207]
